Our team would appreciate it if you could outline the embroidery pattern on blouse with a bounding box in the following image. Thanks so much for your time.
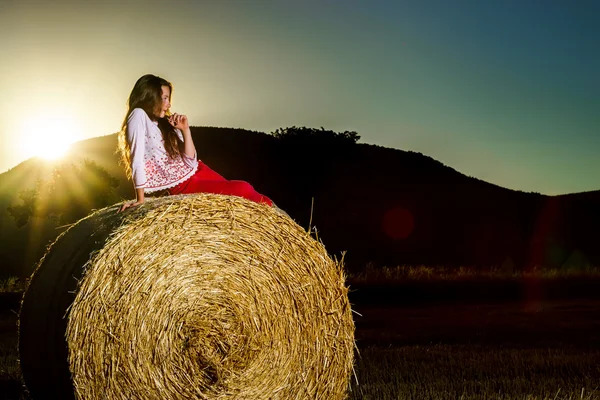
[129,108,198,192]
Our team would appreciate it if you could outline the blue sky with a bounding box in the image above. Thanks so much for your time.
[1,0,598,194]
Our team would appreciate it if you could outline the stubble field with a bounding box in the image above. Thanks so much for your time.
[1,270,600,399]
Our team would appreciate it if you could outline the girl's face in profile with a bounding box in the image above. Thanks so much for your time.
[157,85,171,118]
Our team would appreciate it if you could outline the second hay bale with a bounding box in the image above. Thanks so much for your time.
[65,193,355,399]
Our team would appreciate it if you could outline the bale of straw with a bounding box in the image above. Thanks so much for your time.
[19,193,355,400]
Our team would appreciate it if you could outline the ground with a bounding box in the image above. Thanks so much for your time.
[2,275,600,399]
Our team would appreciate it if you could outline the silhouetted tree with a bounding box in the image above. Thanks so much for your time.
[7,159,120,227]
[7,186,40,228]
[270,126,360,207]
[271,126,360,146]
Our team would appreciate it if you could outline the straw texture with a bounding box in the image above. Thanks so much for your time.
[20,200,134,400]
[64,193,354,399]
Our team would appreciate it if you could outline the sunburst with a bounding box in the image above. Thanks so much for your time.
[20,112,80,160]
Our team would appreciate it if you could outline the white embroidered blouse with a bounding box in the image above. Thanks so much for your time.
[126,108,198,193]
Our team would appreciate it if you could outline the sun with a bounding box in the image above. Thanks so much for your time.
[20,113,80,160]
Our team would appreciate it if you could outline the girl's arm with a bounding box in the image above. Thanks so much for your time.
[119,188,144,212]
[181,126,196,159]
[134,187,145,203]
[169,113,196,159]
[119,109,148,212]
[128,109,149,191]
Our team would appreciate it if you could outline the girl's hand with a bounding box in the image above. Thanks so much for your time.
[167,113,189,131]
[118,200,143,213]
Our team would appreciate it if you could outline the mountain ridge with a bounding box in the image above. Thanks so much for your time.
[0,126,598,276]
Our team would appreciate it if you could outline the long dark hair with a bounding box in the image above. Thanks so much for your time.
[117,74,183,179]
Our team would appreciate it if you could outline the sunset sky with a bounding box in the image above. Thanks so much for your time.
[1,0,598,195]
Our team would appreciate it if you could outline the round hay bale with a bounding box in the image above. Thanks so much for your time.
[19,193,355,399]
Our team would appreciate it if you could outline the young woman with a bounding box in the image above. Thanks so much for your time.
[117,74,274,212]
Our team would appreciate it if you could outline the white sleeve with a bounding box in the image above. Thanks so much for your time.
[127,109,147,189]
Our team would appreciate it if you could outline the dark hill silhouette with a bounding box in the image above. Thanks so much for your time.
[1,126,598,277]
[556,190,600,205]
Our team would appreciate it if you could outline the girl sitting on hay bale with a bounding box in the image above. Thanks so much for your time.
[118,74,274,212]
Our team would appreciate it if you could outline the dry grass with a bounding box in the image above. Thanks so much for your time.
[22,193,355,399]
[349,264,600,284]
[0,278,25,294]
[349,345,600,400]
